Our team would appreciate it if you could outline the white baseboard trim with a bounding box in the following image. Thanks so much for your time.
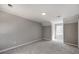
[0,39,41,53]
[65,42,78,47]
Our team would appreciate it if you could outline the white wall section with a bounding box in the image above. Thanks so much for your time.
[0,11,42,51]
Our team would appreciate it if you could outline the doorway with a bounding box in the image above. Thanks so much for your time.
[54,24,63,43]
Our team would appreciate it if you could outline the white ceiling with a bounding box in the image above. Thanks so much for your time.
[0,4,79,25]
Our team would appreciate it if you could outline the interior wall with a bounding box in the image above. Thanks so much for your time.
[0,11,42,51]
[42,26,52,40]
[78,20,79,48]
[64,23,78,46]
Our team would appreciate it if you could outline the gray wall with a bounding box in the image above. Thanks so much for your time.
[42,26,52,40]
[64,23,78,45]
[0,11,42,50]
[78,20,79,48]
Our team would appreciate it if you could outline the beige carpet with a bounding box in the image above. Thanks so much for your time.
[1,40,79,54]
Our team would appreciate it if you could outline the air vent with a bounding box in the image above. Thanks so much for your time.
[8,4,13,7]
[57,16,61,18]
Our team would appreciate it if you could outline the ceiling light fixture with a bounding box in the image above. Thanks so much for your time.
[41,13,46,15]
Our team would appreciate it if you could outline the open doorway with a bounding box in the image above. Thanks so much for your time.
[52,20,64,43]
[55,24,63,43]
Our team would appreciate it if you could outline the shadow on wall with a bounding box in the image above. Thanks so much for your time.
[42,25,52,41]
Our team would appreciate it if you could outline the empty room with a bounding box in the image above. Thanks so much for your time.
[0,4,79,54]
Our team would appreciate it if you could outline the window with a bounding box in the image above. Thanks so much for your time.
[55,24,63,42]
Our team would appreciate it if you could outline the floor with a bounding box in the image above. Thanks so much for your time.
[1,40,79,54]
